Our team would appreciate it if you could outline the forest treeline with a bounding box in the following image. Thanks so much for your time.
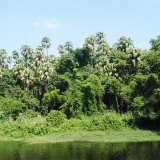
[0,33,160,129]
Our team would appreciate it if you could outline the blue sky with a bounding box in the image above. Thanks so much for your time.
[0,0,160,57]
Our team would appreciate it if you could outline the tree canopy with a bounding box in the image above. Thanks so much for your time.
[0,33,160,122]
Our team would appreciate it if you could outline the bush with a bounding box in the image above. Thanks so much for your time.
[4,86,40,110]
[46,110,67,127]
[88,112,126,131]
[0,97,27,119]
[58,111,134,132]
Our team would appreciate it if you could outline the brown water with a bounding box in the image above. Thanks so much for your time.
[0,141,160,160]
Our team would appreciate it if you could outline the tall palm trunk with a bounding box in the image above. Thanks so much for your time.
[46,48,48,57]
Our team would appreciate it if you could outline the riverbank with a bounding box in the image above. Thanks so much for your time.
[0,111,160,143]
[8,129,159,143]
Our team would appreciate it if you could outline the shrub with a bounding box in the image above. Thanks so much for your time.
[46,110,67,127]
[0,97,27,119]
[4,86,40,110]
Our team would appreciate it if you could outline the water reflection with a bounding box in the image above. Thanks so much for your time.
[0,141,160,160]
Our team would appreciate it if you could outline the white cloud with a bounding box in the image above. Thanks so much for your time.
[34,19,60,29]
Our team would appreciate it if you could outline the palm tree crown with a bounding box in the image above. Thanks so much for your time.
[41,37,51,57]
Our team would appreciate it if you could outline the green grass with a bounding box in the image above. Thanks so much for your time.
[24,129,160,143]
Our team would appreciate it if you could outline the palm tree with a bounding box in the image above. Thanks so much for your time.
[12,50,19,60]
[58,44,66,55]
[13,61,25,88]
[48,55,57,66]
[127,47,142,74]
[36,45,43,52]
[97,41,109,56]
[14,57,25,65]
[0,49,7,68]
[20,45,33,68]
[20,68,34,90]
[84,35,96,67]
[34,45,45,68]
[7,56,12,69]
[30,46,45,78]
[41,37,51,57]
[113,36,133,53]
[96,32,106,44]
[64,41,73,53]
[28,46,45,98]
[39,61,55,92]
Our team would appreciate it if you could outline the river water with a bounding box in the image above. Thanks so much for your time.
[0,141,160,160]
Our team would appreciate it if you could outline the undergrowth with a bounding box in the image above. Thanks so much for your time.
[0,110,137,138]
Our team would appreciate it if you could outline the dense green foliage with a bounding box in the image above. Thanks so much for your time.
[0,33,160,137]
[0,97,27,119]
[43,89,66,112]
[61,74,105,117]
[0,111,135,138]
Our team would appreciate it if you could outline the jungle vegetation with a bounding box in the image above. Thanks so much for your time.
[0,33,160,137]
